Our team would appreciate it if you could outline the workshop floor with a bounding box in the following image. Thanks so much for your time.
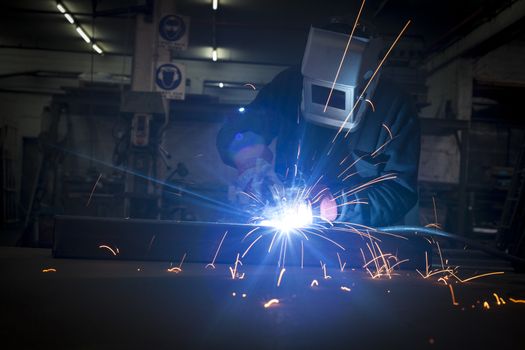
[1,247,524,349]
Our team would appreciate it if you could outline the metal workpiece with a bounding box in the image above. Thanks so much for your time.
[53,215,430,269]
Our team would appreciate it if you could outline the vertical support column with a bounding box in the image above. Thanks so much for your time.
[456,58,473,236]
[456,59,473,121]
[125,0,175,218]
[131,0,175,92]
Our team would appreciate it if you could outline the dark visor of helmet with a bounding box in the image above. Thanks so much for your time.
[311,84,346,110]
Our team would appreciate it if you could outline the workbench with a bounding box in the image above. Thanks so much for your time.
[1,247,524,349]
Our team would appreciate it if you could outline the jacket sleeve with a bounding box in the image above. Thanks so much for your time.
[216,67,302,168]
[340,94,420,227]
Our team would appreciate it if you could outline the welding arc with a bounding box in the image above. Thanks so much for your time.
[377,226,525,266]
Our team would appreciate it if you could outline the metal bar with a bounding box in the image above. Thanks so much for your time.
[53,215,429,269]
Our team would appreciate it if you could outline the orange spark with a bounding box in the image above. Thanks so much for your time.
[42,268,57,273]
[509,298,525,304]
[493,293,503,305]
[483,301,490,309]
[277,267,286,287]
[310,279,319,287]
[241,234,263,258]
[99,245,118,256]
[437,277,448,285]
[340,286,351,292]
[448,284,459,306]
[425,223,442,229]
[436,240,445,270]
[206,230,228,269]
[264,299,280,308]
[301,240,304,269]
[241,227,259,242]
[333,20,412,142]
[455,271,504,283]
[337,252,346,272]
[177,252,187,269]
[303,230,346,251]
[267,229,280,251]
[229,253,243,279]
[323,0,366,112]
[365,99,376,112]
[381,123,392,139]
[86,173,102,207]
[370,138,394,157]
[166,255,185,273]
[239,191,264,205]
[338,154,366,179]
[342,173,397,197]
[321,262,332,279]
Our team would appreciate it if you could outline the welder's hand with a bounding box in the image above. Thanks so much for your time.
[236,158,283,204]
[229,143,282,205]
[309,184,338,222]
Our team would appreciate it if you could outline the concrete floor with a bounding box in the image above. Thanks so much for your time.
[0,247,524,349]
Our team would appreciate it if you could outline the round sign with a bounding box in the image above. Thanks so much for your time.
[155,64,182,90]
[159,15,186,42]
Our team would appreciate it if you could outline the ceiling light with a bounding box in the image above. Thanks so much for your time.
[56,3,66,13]
[212,48,218,62]
[76,27,91,43]
[64,13,75,24]
[219,82,224,88]
[92,44,103,54]
[212,0,218,11]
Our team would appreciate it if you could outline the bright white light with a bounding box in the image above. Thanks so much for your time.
[212,48,218,62]
[238,107,245,113]
[57,3,66,13]
[76,27,91,43]
[92,44,103,54]
[64,13,75,24]
[219,82,224,88]
[260,201,313,234]
[212,0,218,10]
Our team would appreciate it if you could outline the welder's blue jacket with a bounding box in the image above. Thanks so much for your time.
[217,67,420,227]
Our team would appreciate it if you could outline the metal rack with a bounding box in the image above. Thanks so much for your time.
[1,123,18,225]
[498,144,525,257]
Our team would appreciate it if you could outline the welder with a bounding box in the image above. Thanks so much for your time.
[217,21,420,227]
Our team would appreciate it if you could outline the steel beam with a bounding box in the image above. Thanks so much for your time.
[53,215,430,269]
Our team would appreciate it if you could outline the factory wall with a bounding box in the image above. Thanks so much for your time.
[474,38,525,84]
[2,33,524,225]
[418,37,525,229]
[0,47,285,221]
[422,37,525,120]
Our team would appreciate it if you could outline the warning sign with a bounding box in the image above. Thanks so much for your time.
[158,14,190,50]
[154,62,186,100]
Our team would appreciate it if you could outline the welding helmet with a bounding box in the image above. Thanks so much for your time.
[301,26,383,132]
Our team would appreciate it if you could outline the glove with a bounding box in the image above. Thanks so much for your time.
[234,157,283,205]
[308,183,338,222]
[228,142,283,207]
